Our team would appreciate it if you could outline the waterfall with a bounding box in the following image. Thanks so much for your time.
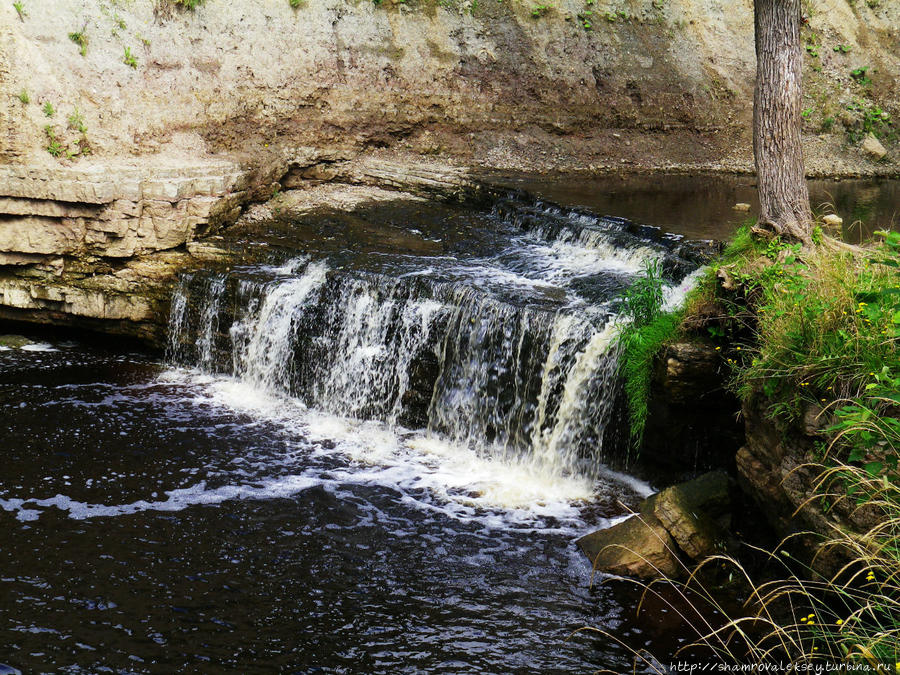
[165,195,707,488]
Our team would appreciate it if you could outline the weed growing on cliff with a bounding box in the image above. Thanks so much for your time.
[616,258,683,452]
[68,28,88,57]
[12,1,25,19]
[44,125,62,158]
[173,0,204,8]
[42,101,55,117]
[850,66,872,88]
[17,90,29,104]
[123,46,137,68]
[845,100,893,142]
[67,108,87,134]
[289,0,304,7]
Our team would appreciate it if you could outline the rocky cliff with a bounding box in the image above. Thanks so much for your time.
[1,0,898,336]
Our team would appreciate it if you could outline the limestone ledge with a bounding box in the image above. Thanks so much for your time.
[0,275,155,323]
[0,162,251,259]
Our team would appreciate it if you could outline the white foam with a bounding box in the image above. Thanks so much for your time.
[150,369,642,527]
[0,475,322,523]
[20,343,57,352]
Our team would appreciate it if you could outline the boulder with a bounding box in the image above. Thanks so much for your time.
[822,214,843,227]
[648,470,732,560]
[862,134,887,160]
[577,513,682,579]
[0,335,34,348]
[732,203,752,212]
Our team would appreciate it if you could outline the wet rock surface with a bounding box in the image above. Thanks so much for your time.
[578,470,734,579]
[639,339,744,476]
[577,513,681,579]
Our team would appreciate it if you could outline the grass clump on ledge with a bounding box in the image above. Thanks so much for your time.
[715,223,900,476]
[616,258,684,452]
[675,221,899,665]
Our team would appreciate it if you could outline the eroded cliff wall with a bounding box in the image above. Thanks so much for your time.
[0,0,898,338]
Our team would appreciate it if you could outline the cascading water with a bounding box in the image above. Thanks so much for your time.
[165,194,706,508]
[0,190,718,673]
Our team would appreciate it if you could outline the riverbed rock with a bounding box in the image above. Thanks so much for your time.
[0,334,33,348]
[862,135,887,161]
[577,514,682,579]
[647,470,732,560]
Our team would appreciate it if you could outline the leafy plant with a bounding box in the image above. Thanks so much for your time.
[850,66,871,87]
[17,90,29,104]
[44,125,62,157]
[531,4,550,17]
[67,108,87,134]
[42,101,55,117]
[123,46,137,68]
[833,44,852,54]
[12,0,25,19]
[68,28,88,57]
[289,0,303,6]
[844,99,892,142]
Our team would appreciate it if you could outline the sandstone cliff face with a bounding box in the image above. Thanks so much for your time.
[0,0,898,335]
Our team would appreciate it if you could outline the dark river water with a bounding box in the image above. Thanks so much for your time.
[0,341,658,673]
[1,177,896,674]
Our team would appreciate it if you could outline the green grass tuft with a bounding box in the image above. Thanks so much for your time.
[619,309,683,450]
[616,258,684,453]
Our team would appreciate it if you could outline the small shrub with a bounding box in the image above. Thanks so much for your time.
[68,29,88,57]
[289,0,303,6]
[12,1,25,19]
[44,125,62,157]
[850,66,871,87]
[17,90,29,104]
[42,101,55,117]
[123,46,137,68]
[67,108,87,134]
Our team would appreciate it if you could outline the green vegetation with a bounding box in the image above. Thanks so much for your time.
[123,46,137,68]
[12,0,25,19]
[68,29,88,57]
[845,99,892,142]
[850,66,871,87]
[616,258,682,451]
[289,0,303,6]
[713,230,900,432]
[603,223,900,667]
[174,0,204,8]
[67,108,87,134]
[17,90,29,104]
[44,125,62,157]
[42,101,55,117]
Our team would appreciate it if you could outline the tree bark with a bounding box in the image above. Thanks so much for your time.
[753,0,813,244]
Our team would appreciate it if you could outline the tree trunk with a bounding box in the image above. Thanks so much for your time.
[753,0,813,244]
